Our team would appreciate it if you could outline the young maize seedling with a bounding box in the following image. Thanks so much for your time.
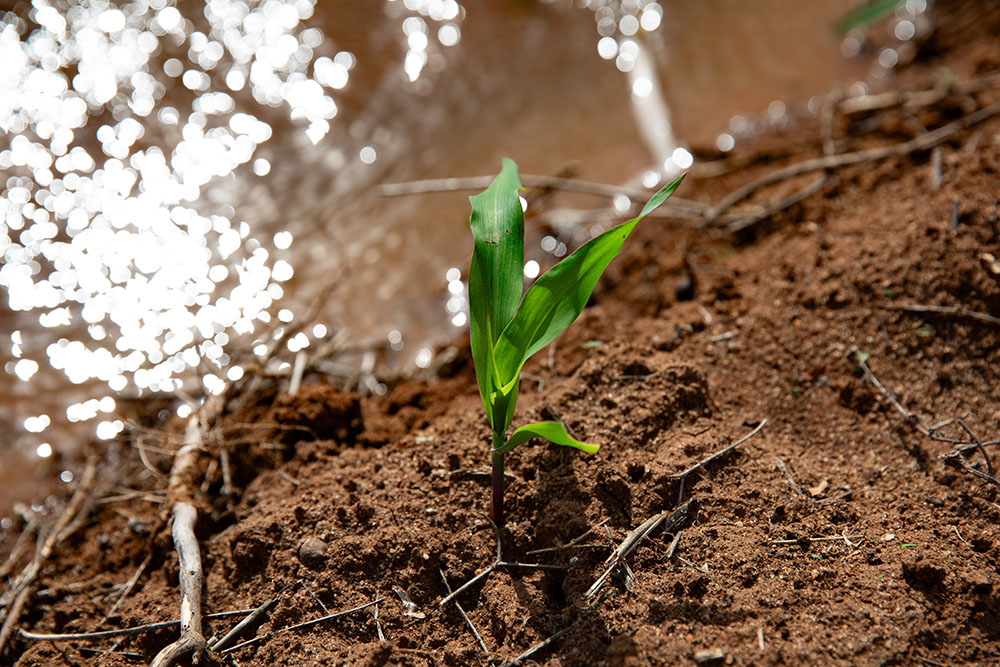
[468,159,684,526]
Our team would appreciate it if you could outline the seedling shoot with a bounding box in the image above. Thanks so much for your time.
[468,159,684,526]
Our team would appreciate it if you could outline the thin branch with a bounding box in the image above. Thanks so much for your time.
[437,564,496,608]
[526,518,611,556]
[770,534,863,546]
[438,515,561,607]
[726,174,829,233]
[440,570,489,656]
[699,100,1000,227]
[99,554,152,627]
[881,303,1000,328]
[851,348,930,436]
[584,500,695,600]
[0,519,38,580]
[942,423,1000,492]
[500,622,576,667]
[774,458,806,497]
[669,419,768,502]
[219,598,383,654]
[136,435,170,484]
[207,592,283,652]
[499,591,613,667]
[372,595,385,642]
[956,420,993,479]
[942,453,1000,490]
[376,173,705,214]
[836,72,1000,115]
[19,609,258,642]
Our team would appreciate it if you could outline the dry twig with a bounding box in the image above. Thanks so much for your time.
[376,173,706,218]
[584,500,695,600]
[99,554,152,627]
[881,303,1000,328]
[851,349,1000,490]
[207,592,283,653]
[726,175,829,233]
[219,598,383,654]
[851,348,930,436]
[0,454,98,655]
[525,518,611,556]
[699,100,1000,227]
[836,72,1000,115]
[668,419,768,503]
[19,608,257,642]
[440,570,488,655]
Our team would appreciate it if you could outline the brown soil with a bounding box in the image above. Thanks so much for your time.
[5,2,1000,665]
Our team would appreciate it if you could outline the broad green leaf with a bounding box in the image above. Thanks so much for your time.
[493,175,684,384]
[497,420,599,455]
[468,158,525,428]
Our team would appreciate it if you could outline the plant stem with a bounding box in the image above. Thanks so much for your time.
[491,433,506,527]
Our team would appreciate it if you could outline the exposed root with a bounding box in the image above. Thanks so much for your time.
[150,503,205,667]
[440,570,489,656]
[438,516,566,608]
[150,415,209,667]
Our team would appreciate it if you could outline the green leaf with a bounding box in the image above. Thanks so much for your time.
[468,158,525,428]
[497,420,599,455]
[833,0,902,35]
[491,376,520,432]
[493,175,684,385]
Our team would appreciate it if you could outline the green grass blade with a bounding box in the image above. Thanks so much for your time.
[468,158,525,427]
[498,420,599,455]
[493,175,684,384]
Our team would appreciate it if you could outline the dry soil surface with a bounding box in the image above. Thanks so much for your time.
[4,2,1000,665]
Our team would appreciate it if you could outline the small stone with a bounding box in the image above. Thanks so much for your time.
[693,648,726,664]
[298,537,328,568]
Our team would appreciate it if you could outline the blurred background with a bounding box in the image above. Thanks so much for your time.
[0,0,928,515]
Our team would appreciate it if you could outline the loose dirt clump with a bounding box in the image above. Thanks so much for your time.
[4,2,1000,665]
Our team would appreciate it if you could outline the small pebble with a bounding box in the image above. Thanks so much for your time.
[298,537,328,568]
[693,648,726,664]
